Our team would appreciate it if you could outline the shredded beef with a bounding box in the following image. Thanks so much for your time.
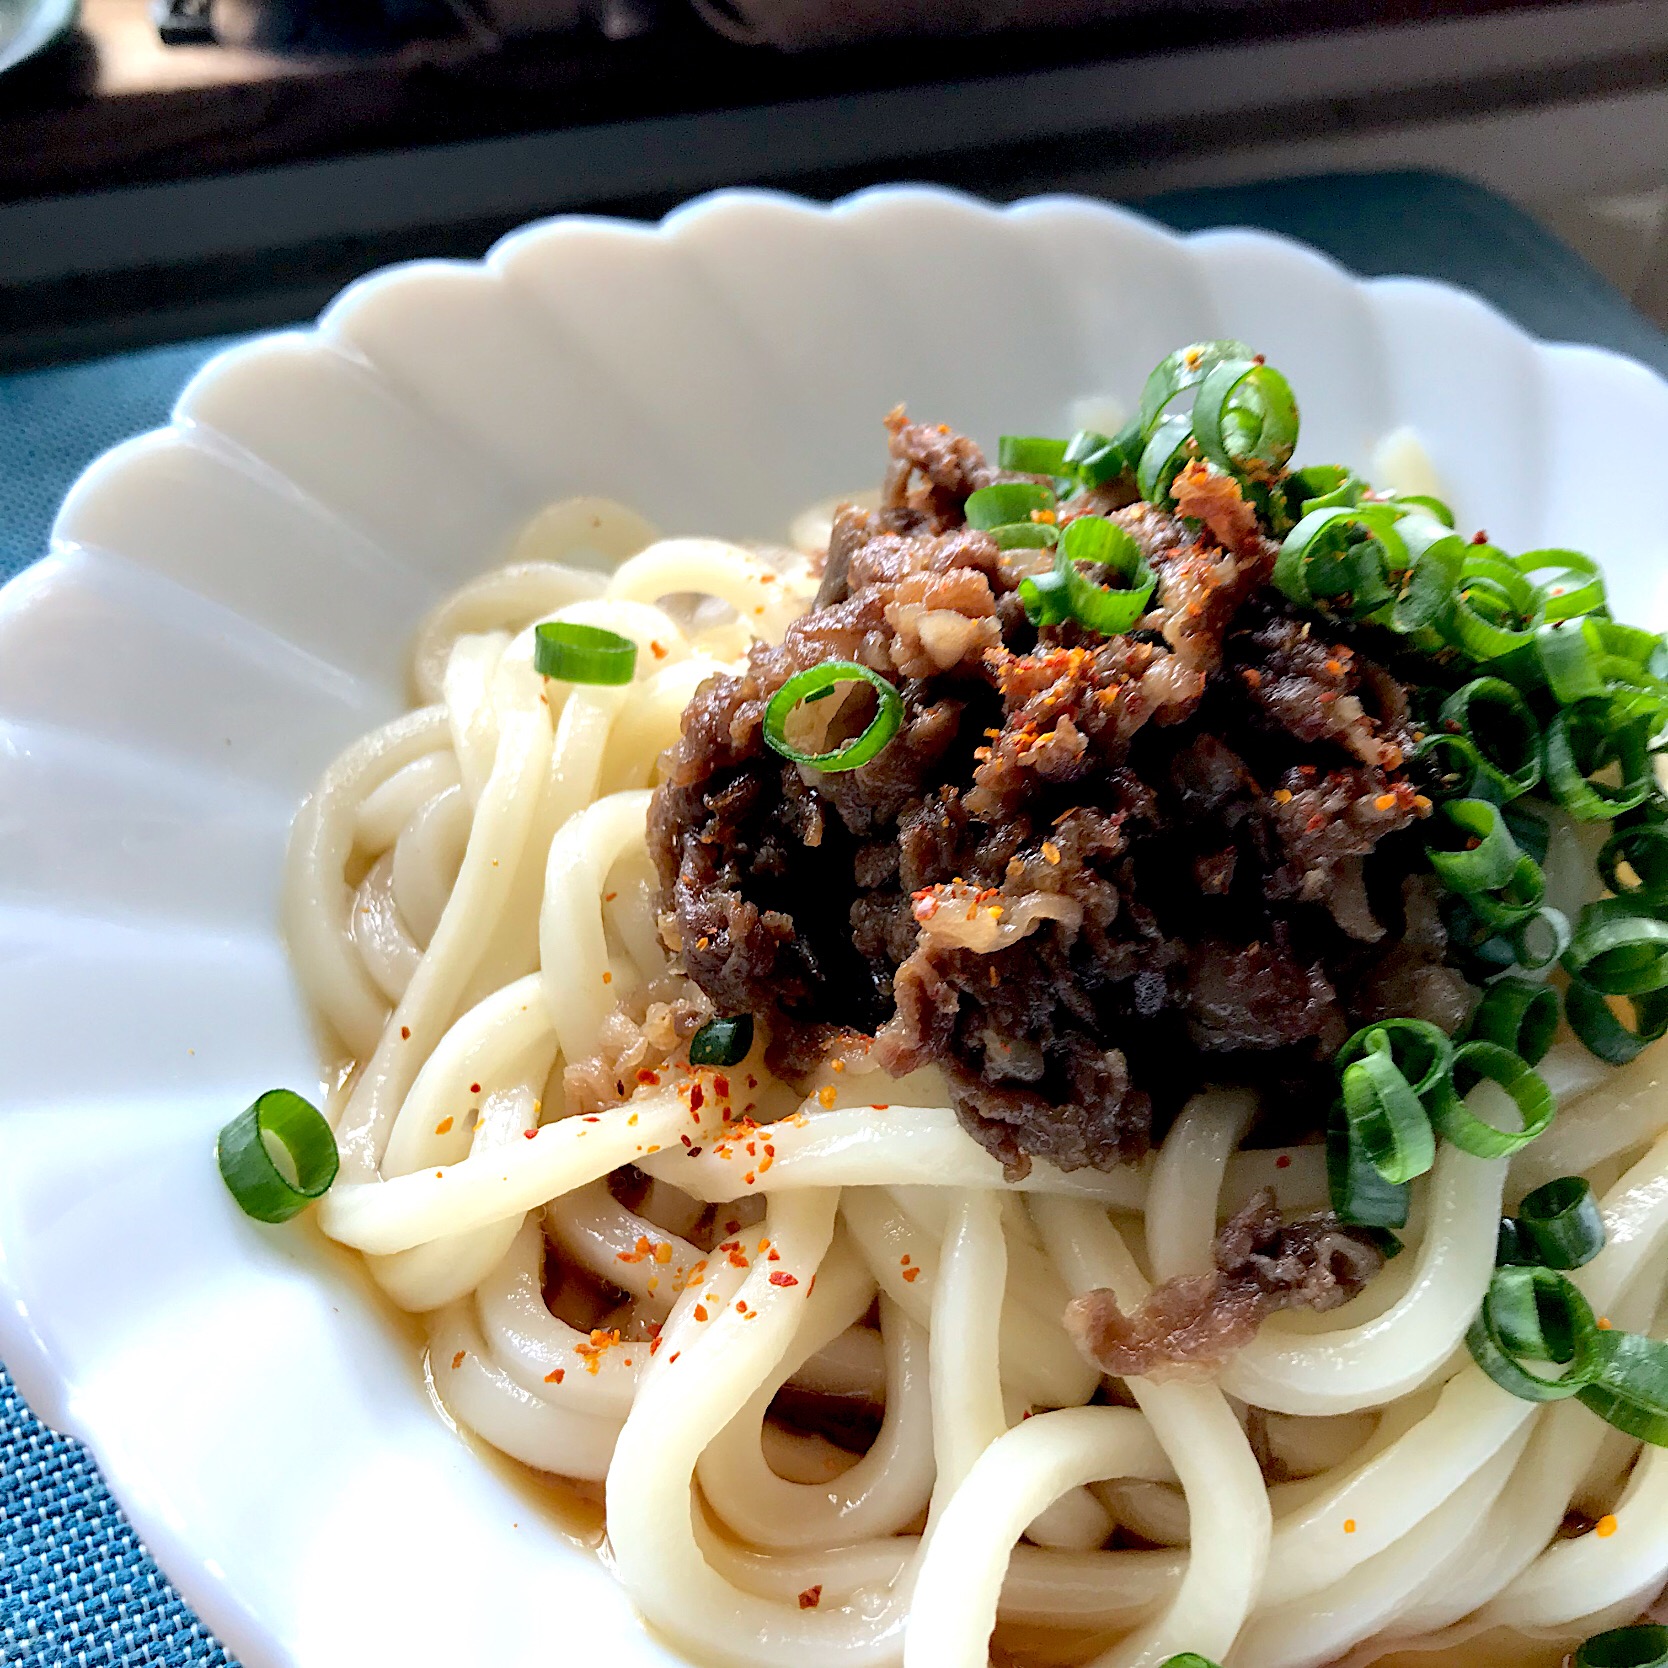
[649,411,1458,1175]
[1063,1189,1386,1377]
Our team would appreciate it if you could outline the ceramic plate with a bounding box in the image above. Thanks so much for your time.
[3,186,1667,1668]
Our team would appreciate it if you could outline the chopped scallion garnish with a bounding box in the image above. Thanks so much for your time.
[217,1089,339,1223]
[689,1014,754,1067]
[762,661,903,773]
[534,621,638,685]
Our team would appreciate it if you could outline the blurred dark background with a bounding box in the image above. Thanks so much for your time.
[1,0,1666,368]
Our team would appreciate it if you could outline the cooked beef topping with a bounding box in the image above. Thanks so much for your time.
[649,413,1454,1174]
[1062,1189,1386,1377]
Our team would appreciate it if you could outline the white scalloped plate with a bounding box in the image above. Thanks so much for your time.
[4,186,1668,1668]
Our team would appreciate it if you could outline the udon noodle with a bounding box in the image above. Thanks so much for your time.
[282,484,1668,1668]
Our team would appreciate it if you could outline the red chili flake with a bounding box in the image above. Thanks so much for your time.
[714,1074,731,1098]
[901,1254,912,1267]
[651,640,668,660]
[434,1116,454,1135]
[649,1336,663,1355]
[736,1299,748,1314]
[451,1350,466,1370]
[743,1172,756,1185]
[523,1128,537,1139]
[690,1084,705,1112]
[902,1267,921,1283]
[767,1248,781,1262]
[583,1115,600,1123]
[400,1026,411,1040]
[470,1083,481,1094]
[746,1074,759,1090]
[799,1586,822,1610]
[769,1271,799,1287]
[1275,1154,1292,1169]
[637,1068,661,1086]
[694,1304,709,1323]
[687,1146,703,1158]
[668,1351,681,1364]
[545,1367,565,1384]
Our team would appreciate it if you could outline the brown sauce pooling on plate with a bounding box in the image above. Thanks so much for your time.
[650,412,1466,1176]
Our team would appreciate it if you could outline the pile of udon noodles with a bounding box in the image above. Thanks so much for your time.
[288,496,1668,1668]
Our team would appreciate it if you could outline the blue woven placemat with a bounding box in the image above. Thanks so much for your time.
[1,173,1664,1667]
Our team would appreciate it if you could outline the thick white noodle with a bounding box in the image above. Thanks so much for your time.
[292,501,1668,1668]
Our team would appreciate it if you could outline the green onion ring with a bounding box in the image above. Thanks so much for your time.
[1598,823,1668,908]
[1427,1039,1554,1158]
[1063,428,1130,488]
[533,621,638,685]
[1466,1263,1609,1403]
[1565,979,1668,1066]
[1435,678,1541,802]
[1562,898,1668,997]
[1517,548,1607,623]
[689,1014,754,1067]
[1544,702,1658,822]
[763,662,904,773]
[1326,1104,1411,1228]
[1515,1176,1606,1269]
[217,1089,340,1223]
[965,480,1056,529]
[1427,799,1545,928]
[1136,339,1254,435]
[1336,1020,1448,1184]
[1273,503,1408,617]
[1136,415,1194,505]
[1511,906,1571,973]
[997,435,1070,476]
[1575,1625,1668,1668]
[1191,357,1299,479]
[1578,1331,1668,1445]
[1393,493,1456,527]
[989,522,1060,551]
[1468,977,1558,1065]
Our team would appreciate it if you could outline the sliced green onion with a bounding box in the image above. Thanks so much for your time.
[1468,977,1558,1065]
[1565,979,1668,1065]
[1562,898,1668,997]
[1416,731,1489,802]
[1428,1039,1554,1158]
[989,522,1059,550]
[689,1014,754,1067]
[1288,464,1364,517]
[1389,515,1466,635]
[1545,701,1658,821]
[1519,548,1607,624]
[534,621,638,685]
[1578,1330,1668,1444]
[1501,801,1551,865]
[1466,1263,1608,1403]
[1536,618,1608,705]
[1393,493,1456,527]
[1516,1176,1606,1269]
[762,662,904,773]
[1435,679,1541,803]
[1063,429,1130,488]
[1136,415,1194,505]
[1427,799,1545,927]
[1018,515,1156,636]
[1191,357,1299,480]
[1575,1625,1668,1668]
[1438,547,1533,653]
[1158,1656,1223,1668]
[217,1089,340,1223]
[966,481,1056,530]
[998,435,1070,476]
[1497,1216,1525,1265]
[1599,823,1668,908]
[1511,906,1571,972]
[1273,503,1408,618]
[1327,1106,1411,1228]
[1136,339,1253,435]
[1336,1020,1448,1184]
